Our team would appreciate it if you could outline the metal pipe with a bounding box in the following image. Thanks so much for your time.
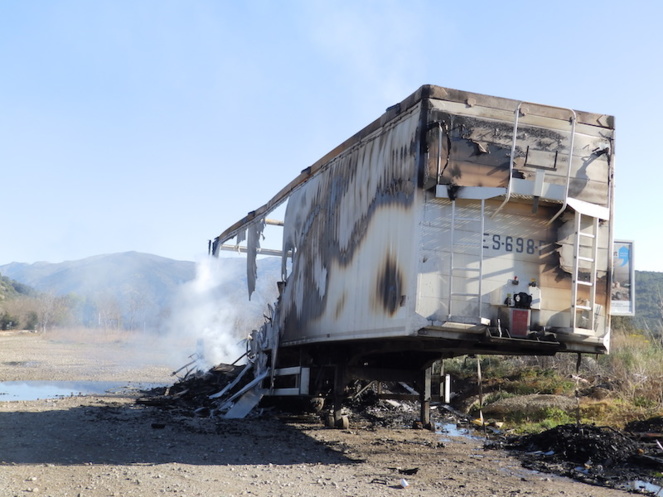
[217,244,289,258]
[548,109,578,225]
[492,102,522,218]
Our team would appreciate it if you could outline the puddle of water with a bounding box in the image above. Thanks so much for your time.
[626,480,663,496]
[2,361,40,367]
[437,422,470,437]
[0,381,166,401]
[435,422,482,442]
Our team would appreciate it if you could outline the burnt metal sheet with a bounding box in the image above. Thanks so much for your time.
[211,85,616,356]
[278,104,424,344]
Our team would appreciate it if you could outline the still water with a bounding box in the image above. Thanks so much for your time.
[0,381,165,401]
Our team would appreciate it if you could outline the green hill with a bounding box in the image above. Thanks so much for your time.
[0,274,34,301]
[633,270,663,333]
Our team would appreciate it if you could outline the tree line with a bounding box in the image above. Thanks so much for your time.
[0,273,160,332]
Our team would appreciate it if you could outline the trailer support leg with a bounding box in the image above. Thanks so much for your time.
[333,365,348,428]
[419,367,432,428]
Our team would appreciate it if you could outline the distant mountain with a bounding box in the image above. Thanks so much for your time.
[0,252,281,331]
[1,252,195,304]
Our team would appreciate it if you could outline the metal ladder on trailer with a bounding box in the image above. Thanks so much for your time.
[494,101,601,332]
[447,198,486,323]
[571,212,600,330]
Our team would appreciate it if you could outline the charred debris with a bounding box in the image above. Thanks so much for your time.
[138,355,439,427]
[137,361,663,494]
[501,422,663,493]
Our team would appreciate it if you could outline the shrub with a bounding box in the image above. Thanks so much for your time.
[0,311,18,330]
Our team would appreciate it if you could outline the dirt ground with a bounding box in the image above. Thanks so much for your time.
[0,330,642,496]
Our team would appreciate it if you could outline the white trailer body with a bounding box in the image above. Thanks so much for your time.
[213,85,615,360]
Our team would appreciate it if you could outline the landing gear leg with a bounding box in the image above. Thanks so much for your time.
[331,364,349,429]
[419,366,432,428]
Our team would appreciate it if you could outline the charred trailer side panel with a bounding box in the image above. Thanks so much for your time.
[272,86,614,360]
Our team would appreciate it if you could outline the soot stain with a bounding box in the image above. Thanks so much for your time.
[377,255,403,315]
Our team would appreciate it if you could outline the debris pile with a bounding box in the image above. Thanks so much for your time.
[626,416,663,433]
[139,367,438,429]
[503,423,663,491]
[137,363,252,417]
[140,308,280,419]
[514,424,639,465]
[346,389,422,429]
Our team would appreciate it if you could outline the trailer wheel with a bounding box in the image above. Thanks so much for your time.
[335,415,350,430]
[310,397,325,413]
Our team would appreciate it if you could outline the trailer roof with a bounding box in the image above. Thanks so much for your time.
[212,85,614,250]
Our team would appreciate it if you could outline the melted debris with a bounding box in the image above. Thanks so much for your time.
[513,424,639,465]
[137,363,250,416]
[626,416,663,433]
[500,423,663,493]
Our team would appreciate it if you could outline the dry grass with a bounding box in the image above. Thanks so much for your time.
[595,331,663,420]
[444,329,663,430]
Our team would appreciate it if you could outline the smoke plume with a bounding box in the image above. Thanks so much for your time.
[164,255,279,370]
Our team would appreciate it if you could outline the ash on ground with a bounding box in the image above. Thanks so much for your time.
[499,423,663,494]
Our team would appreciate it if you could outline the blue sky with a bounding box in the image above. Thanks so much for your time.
[1,1,661,271]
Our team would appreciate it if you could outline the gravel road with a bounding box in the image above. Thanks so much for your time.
[0,330,636,497]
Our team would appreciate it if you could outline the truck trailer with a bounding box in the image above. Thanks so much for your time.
[210,85,616,424]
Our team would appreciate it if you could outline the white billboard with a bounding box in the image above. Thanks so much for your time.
[611,240,635,316]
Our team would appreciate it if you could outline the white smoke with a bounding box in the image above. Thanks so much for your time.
[164,255,279,370]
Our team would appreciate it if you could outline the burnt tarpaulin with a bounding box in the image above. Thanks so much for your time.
[246,218,265,299]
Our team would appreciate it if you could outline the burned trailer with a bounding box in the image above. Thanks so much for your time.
[211,85,615,423]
